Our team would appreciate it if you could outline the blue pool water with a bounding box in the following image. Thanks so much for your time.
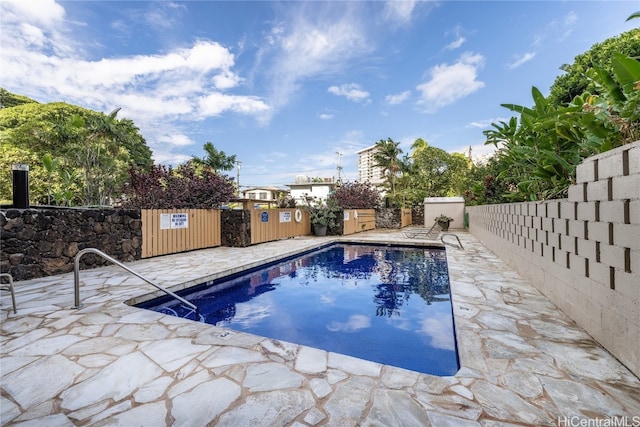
[137,243,459,375]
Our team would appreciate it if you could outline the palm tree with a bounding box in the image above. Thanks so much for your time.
[192,142,237,173]
[41,153,59,205]
[82,109,133,205]
[373,138,402,198]
[410,138,428,155]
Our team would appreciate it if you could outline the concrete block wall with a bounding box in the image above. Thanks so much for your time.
[467,141,639,378]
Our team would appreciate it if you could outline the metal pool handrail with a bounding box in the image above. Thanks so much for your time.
[441,233,464,250]
[73,248,199,317]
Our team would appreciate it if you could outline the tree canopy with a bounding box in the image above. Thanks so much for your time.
[373,138,402,199]
[191,142,237,173]
[0,89,152,205]
[482,31,640,201]
[547,29,639,106]
[367,137,470,208]
[403,142,469,203]
[0,88,37,109]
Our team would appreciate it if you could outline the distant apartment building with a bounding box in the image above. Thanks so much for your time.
[288,175,337,205]
[464,145,495,166]
[356,145,385,185]
[242,187,288,207]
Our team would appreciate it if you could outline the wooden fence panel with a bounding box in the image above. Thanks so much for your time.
[141,209,221,258]
[250,208,311,244]
[343,209,376,235]
[343,210,357,235]
[401,208,412,228]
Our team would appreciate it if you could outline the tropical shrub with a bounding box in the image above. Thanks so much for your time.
[304,195,341,236]
[275,194,297,208]
[463,157,513,206]
[328,181,381,209]
[485,52,640,201]
[120,163,235,209]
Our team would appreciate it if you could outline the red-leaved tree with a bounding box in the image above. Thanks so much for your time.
[120,163,235,209]
[328,181,381,209]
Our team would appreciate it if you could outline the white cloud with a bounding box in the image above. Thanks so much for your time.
[533,10,579,48]
[445,37,466,51]
[258,3,372,117]
[507,52,536,69]
[559,11,578,41]
[416,52,485,112]
[385,90,411,105]
[115,94,194,118]
[301,151,340,169]
[466,117,509,129]
[33,41,236,91]
[261,151,288,164]
[336,130,367,154]
[420,316,455,350]
[212,71,242,89]
[383,0,416,26]
[564,10,578,27]
[19,23,47,47]
[320,294,335,304]
[319,113,334,120]
[228,300,273,328]
[0,2,274,161]
[110,19,128,33]
[142,2,186,29]
[1,0,75,56]
[328,83,370,103]
[153,150,192,165]
[451,142,497,158]
[327,314,371,332]
[444,25,466,51]
[198,93,269,117]
[0,0,65,28]
[135,120,197,164]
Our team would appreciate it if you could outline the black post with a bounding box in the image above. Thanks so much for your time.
[12,164,29,209]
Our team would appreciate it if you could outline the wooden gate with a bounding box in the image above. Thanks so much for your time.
[343,209,376,235]
[401,208,412,228]
[141,209,221,258]
[250,208,311,244]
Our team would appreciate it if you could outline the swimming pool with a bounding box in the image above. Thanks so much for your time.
[136,243,459,376]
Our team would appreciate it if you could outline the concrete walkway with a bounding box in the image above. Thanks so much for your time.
[1,230,639,426]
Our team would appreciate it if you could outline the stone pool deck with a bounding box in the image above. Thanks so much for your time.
[1,230,639,426]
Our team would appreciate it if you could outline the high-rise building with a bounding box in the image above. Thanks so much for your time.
[356,145,385,185]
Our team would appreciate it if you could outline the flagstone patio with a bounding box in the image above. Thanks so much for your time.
[1,230,639,426]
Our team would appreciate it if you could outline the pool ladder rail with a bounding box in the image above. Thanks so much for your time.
[440,233,464,250]
[73,248,200,319]
[0,273,18,314]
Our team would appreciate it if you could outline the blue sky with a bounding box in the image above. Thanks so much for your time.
[1,1,637,188]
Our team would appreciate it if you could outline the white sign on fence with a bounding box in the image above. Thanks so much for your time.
[160,213,189,229]
[160,214,171,229]
[344,211,350,221]
[171,213,188,228]
[279,211,292,223]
